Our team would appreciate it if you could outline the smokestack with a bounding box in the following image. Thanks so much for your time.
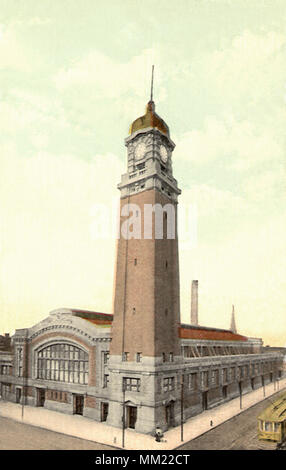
[191,280,199,325]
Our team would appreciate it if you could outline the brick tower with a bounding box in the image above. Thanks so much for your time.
[107,94,182,434]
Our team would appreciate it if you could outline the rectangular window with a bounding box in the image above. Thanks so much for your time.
[103,352,109,364]
[103,374,109,388]
[274,423,280,433]
[210,369,219,386]
[17,348,23,377]
[137,162,145,170]
[239,366,244,379]
[189,373,197,390]
[230,367,235,380]
[123,377,141,392]
[163,377,175,392]
[201,371,209,388]
[136,352,142,363]
[265,421,271,432]
[122,352,129,362]
[222,368,228,383]
[169,352,174,362]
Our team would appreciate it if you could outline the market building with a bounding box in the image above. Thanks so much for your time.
[0,96,285,434]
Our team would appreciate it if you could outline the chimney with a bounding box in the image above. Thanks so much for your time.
[191,280,199,325]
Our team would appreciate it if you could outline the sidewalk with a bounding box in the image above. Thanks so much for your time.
[0,378,285,450]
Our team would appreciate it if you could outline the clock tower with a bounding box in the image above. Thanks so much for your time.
[107,97,182,434]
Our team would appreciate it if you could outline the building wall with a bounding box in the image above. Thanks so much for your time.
[0,320,285,435]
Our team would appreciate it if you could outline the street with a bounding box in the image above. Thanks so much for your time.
[0,415,116,450]
[0,388,285,450]
[177,393,282,450]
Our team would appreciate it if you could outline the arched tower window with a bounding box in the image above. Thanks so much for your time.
[36,343,89,384]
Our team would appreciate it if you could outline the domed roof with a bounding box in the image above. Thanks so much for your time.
[129,100,170,137]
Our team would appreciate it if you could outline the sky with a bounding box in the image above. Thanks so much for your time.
[0,0,285,346]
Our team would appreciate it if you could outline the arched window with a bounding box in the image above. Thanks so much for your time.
[36,343,89,384]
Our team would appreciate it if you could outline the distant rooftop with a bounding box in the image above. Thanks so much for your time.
[179,324,248,342]
[0,333,11,351]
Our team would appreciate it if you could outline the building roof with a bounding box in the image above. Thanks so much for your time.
[69,313,249,340]
[129,100,170,137]
[50,308,251,339]
[179,324,248,342]
[70,309,113,327]
[258,392,286,423]
[0,334,11,351]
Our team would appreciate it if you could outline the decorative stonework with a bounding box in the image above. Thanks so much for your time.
[27,311,111,347]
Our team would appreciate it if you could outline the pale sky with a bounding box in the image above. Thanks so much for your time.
[0,0,285,346]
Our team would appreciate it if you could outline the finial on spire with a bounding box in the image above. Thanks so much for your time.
[150,65,154,102]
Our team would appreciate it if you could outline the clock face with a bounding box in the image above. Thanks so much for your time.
[134,142,146,160]
[159,144,168,163]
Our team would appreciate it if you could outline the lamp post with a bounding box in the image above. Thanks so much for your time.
[21,331,28,420]
[262,375,265,397]
[122,379,126,449]
[181,373,184,442]
[239,381,242,410]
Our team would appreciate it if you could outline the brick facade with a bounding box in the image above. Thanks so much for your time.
[111,188,180,359]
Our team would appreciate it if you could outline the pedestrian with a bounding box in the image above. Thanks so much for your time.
[155,426,164,442]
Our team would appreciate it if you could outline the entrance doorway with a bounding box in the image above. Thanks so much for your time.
[202,391,208,410]
[73,394,84,415]
[16,388,21,404]
[127,406,137,429]
[165,401,175,427]
[222,385,227,399]
[101,402,109,422]
[37,388,45,407]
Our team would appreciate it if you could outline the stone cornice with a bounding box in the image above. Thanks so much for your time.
[29,324,111,343]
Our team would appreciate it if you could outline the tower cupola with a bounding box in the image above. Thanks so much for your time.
[129,100,170,137]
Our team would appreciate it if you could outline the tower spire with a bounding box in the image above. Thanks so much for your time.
[230,304,237,334]
[150,65,154,102]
